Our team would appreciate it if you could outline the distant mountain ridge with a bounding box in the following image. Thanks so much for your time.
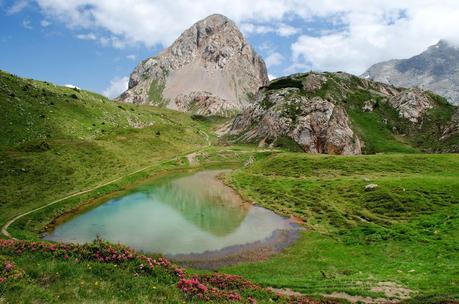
[362,40,459,105]
[119,14,268,116]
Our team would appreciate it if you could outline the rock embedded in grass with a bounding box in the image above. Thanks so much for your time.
[364,183,379,191]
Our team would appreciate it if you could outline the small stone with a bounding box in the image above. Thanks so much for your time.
[362,99,376,112]
[364,184,378,191]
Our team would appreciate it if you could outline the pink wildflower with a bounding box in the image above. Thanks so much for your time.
[4,261,14,272]
[197,283,208,292]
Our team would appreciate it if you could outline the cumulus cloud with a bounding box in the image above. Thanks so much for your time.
[64,84,80,89]
[76,33,97,41]
[265,52,284,68]
[290,1,459,74]
[22,19,32,29]
[34,0,304,48]
[6,0,28,15]
[102,76,129,99]
[126,54,136,61]
[27,1,459,75]
[277,23,300,37]
[40,19,51,27]
[240,22,299,37]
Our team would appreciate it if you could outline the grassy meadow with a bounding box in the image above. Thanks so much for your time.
[1,70,458,303]
[223,153,459,301]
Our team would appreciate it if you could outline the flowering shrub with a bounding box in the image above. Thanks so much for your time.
[288,296,326,304]
[198,273,259,291]
[4,261,14,272]
[0,238,262,302]
[0,256,24,284]
[174,267,186,279]
[177,276,247,302]
[177,277,208,298]
[0,238,135,264]
[0,239,331,303]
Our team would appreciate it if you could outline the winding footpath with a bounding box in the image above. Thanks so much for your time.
[1,130,211,239]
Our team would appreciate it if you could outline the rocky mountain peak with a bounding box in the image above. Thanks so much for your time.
[119,14,268,116]
[362,40,459,105]
[428,39,459,51]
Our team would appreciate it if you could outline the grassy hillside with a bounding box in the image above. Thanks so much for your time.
[0,70,212,234]
[1,71,318,303]
[224,153,459,301]
[1,70,458,303]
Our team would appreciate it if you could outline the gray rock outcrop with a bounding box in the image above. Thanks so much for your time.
[118,14,268,116]
[226,72,458,154]
[228,76,362,155]
[387,89,434,123]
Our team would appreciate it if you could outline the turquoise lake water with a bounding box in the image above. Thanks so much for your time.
[44,170,294,255]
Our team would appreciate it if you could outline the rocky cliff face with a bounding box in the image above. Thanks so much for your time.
[362,40,459,105]
[227,72,458,154]
[118,14,268,116]
[229,86,362,155]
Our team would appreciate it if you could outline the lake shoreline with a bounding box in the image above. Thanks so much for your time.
[169,226,303,270]
[42,168,303,269]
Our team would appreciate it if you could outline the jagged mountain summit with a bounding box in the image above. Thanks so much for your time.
[362,40,459,105]
[119,14,268,116]
[226,72,458,154]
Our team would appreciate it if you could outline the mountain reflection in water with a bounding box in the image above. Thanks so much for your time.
[45,170,293,255]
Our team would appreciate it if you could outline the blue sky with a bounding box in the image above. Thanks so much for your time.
[1,1,458,98]
[0,2,158,94]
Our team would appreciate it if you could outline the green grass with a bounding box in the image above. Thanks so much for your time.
[0,70,284,303]
[223,153,459,300]
[2,70,459,303]
[0,70,216,231]
[0,251,184,303]
[148,79,167,106]
[347,102,419,154]
[0,73,207,299]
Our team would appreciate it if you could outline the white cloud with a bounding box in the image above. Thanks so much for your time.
[98,36,127,48]
[259,41,275,52]
[76,32,97,40]
[22,19,32,29]
[126,54,136,61]
[277,23,299,37]
[102,76,129,99]
[64,84,80,89]
[28,1,459,75]
[40,19,51,27]
[240,22,299,37]
[290,1,459,74]
[34,0,305,48]
[240,23,273,35]
[6,0,28,15]
[268,74,277,81]
[265,52,284,68]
